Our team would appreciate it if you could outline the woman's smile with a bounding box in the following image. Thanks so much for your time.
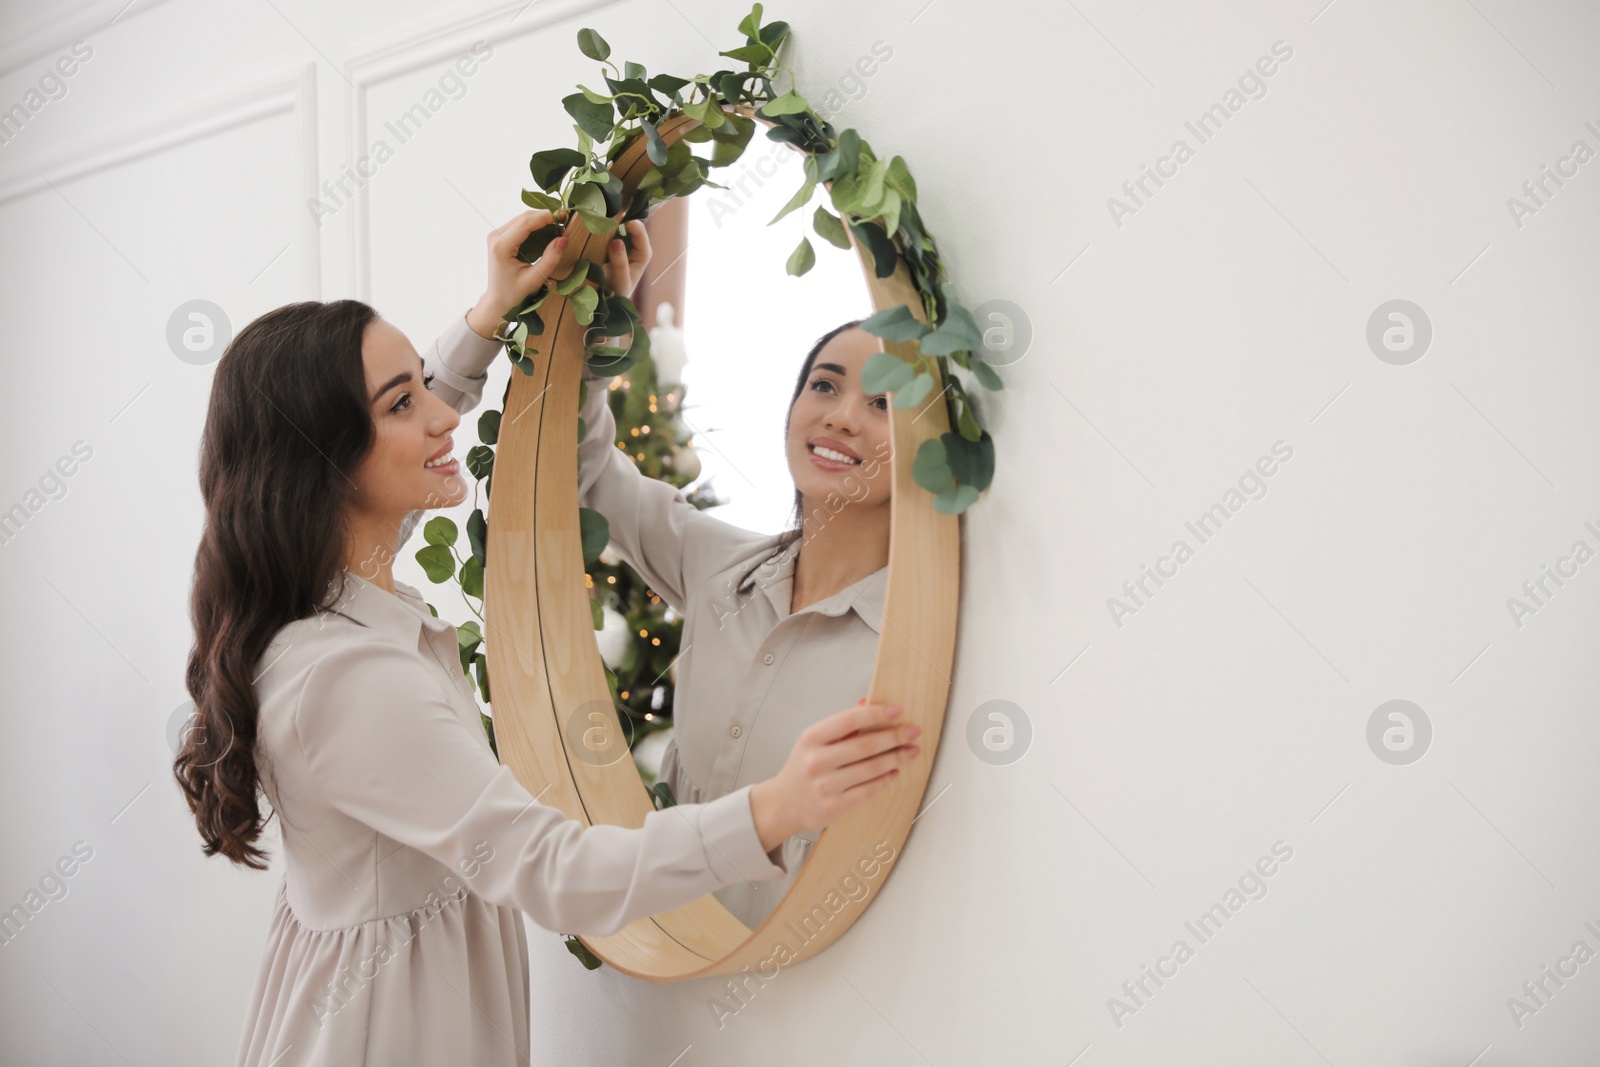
[424,439,458,476]
[808,436,862,471]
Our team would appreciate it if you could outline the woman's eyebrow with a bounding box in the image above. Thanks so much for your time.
[813,362,847,376]
[371,371,411,403]
[370,355,426,404]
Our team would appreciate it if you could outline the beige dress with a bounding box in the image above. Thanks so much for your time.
[445,343,887,928]
[234,313,788,1067]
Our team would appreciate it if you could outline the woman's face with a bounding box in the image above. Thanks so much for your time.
[349,318,467,526]
[784,327,894,513]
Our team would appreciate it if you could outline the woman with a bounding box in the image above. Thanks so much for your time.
[172,209,922,1067]
[445,218,894,928]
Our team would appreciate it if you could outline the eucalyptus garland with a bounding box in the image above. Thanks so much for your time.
[414,6,999,970]
[417,4,1003,701]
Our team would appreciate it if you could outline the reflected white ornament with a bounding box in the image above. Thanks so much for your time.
[595,603,630,669]
[633,726,674,781]
[671,443,701,481]
[650,302,688,387]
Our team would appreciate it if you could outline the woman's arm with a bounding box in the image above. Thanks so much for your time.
[291,641,916,936]
[576,370,759,609]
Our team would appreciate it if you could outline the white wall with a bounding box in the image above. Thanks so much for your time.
[2,0,1597,1063]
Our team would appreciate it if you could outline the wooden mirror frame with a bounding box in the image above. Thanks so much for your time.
[483,105,959,980]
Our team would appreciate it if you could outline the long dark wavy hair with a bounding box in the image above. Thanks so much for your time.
[783,318,864,532]
[174,299,380,869]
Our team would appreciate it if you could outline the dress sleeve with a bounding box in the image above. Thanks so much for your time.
[395,311,503,554]
[291,639,788,937]
[577,370,755,610]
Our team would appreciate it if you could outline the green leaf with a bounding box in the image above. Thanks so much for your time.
[649,73,691,96]
[859,303,929,342]
[555,259,591,296]
[460,556,483,599]
[457,622,482,671]
[576,83,612,104]
[933,484,981,514]
[785,235,815,276]
[737,3,765,38]
[719,43,772,64]
[528,148,585,191]
[579,211,619,236]
[570,181,606,216]
[847,218,897,278]
[969,357,1004,391]
[465,444,495,479]
[564,935,603,970]
[942,430,995,491]
[912,437,953,495]
[768,163,815,225]
[957,398,982,442]
[467,508,487,565]
[919,290,984,356]
[586,350,636,377]
[504,287,547,324]
[478,410,500,445]
[563,92,615,141]
[892,370,936,409]
[812,205,850,249]
[571,285,600,324]
[415,543,455,583]
[860,351,916,394]
[520,188,563,211]
[515,222,566,263]
[579,506,611,565]
[423,516,458,547]
[480,707,497,752]
[641,119,668,166]
[576,28,610,62]
[650,781,678,809]
[758,91,808,117]
[624,61,647,82]
[589,596,604,630]
[885,155,917,201]
[814,128,860,182]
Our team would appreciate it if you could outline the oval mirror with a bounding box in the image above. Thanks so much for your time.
[484,107,959,981]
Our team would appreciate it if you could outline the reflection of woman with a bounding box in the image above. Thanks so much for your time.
[173,209,922,1066]
[452,219,898,927]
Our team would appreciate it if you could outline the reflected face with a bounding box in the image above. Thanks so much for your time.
[784,327,894,510]
[349,318,468,523]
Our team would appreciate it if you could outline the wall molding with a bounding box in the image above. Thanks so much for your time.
[0,0,178,80]
[344,0,621,300]
[0,61,322,296]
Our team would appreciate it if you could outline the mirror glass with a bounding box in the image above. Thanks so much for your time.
[584,136,885,928]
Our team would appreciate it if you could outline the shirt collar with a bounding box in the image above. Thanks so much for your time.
[744,533,887,635]
[320,568,458,646]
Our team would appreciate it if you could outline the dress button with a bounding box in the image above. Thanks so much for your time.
[762,653,775,665]
[730,725,742,738]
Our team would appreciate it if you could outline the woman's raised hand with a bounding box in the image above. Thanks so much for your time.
[465,209,570,340]
[602,219,651,300]
[464,211,653,339]
[747,700,923,854]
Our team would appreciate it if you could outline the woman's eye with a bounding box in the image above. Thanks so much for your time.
[810,378,836,394]
[390,373,435,413]
[872,396,889,411]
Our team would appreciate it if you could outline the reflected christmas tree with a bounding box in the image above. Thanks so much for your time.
[584,303,721,787]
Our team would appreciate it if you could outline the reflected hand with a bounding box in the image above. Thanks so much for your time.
[465,210,570,340]
[748,699,922,854]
